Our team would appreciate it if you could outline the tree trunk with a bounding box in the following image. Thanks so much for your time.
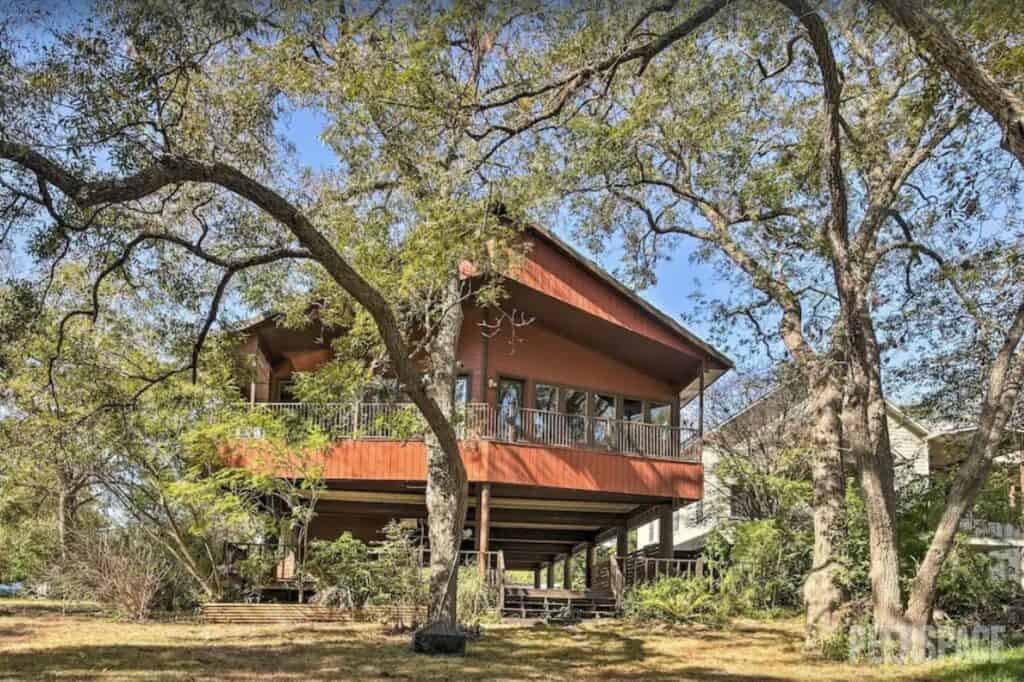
[802,364,846,643]
[422,276,468,630]
[903,304,1024,660]
[56,468,79,562]
[877,0,1024,170]
[845,332,904,654]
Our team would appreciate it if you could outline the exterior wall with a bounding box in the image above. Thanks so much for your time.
[459,305,678,411]
[308,514,396,544]
[669,411,930,552]
[888,415,930,487]
[637,444,721,550]
[228,439,702,500]
[512,233,699,358]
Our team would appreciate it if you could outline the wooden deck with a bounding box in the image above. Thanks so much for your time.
[502,587,613,601]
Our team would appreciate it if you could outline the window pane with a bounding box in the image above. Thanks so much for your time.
[454,375,470,405]
[593,394,616,447]
[623,399,643,422]
[564,389,587,444]
[648,402,671,425]
[594,394,615,419]
[533,383,558,442]
[647,402,675,457]
[534,384,558,411]
[497,379,524,439]
[620,399,644,453]
[565,389,586,415]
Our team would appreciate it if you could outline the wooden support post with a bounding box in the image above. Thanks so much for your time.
[562,553,572,590]
[585,543,595,589]
[533,567,541,588]
[659,505,674,559]
[616,524,629,558]
[546,561,555,589]
[477,483,491,574]
[698,360,705,440]
[1017,462,1024,513]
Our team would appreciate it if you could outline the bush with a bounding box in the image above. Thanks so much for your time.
[840,482,1023,626]
[624,575,730,627]
[708,519,810,616]
[934,537,1021,625]
[55,529,174,620]
[456,566,499,627]
[305,533,374,608]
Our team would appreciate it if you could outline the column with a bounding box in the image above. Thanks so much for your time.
[698,360,705,439]
[585,543,596,589]
[546,561,555,589]
[476,483,491,573]
[616,523,629,557]
[533,567,541,588]
[562,553,572,590]
[659,505,674,558]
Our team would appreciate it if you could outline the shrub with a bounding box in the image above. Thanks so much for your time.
[934,537,1021,625]
[55,529,173,620]
[456,566,499,627]
[624,576,730,627]
[306,533,374,608]
[705,518,811,616]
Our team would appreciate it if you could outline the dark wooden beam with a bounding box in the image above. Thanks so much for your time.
[489,528,596,544]
[489,542,581,555]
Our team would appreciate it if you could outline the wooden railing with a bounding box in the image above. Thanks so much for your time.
[621,555,704,585]
[244,401,700,462]
[959,513,1024,540]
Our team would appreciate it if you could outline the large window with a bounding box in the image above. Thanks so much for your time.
[497,378,524,439]
[593,393,616,447]
[622,398,644,452]
[533,383,559,440]
[454,375,470,406]
[648,402,672,426]
[276,379,298,403]
[564,388,588,444]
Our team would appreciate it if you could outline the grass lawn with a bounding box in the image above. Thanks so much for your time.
[0,599,1020,681]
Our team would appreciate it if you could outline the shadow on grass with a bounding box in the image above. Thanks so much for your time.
[0,620,808,681]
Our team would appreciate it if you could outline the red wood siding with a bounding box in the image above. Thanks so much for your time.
[511,235,696,357]
[459,306,676,410]
[227,440,701,500]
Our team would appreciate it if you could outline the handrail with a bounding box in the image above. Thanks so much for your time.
[608,556,625,608]
[618,554,704,588]
[241,401,701,462]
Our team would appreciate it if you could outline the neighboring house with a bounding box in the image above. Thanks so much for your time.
[636,385,1024,586]
[231,225,732,592]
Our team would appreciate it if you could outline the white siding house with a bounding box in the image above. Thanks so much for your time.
[634,395,1024,586]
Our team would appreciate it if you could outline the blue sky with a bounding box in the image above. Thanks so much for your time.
[279,108,739,367]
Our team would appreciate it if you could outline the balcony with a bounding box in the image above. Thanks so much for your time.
[246,402,701,463]
[959,513,1024,542]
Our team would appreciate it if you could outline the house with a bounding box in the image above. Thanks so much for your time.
[640,383,1024,586]
[230,225,733,595]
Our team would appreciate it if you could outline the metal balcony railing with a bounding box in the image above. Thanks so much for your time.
[244,401,700,462]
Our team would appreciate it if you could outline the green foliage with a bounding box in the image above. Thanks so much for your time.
[456,567,499,627]
[0,516,58,584]
[707,519,812,616]
[839,481,1023,625]
[624,576,730,627]
[305,533,375,609]
[935,537,1020,624]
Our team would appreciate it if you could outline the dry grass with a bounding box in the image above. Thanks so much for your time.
[0,599,1019,681]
